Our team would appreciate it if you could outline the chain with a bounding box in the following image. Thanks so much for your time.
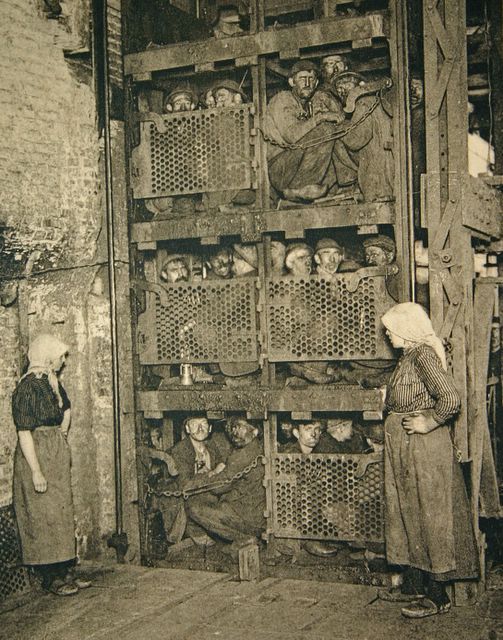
[148,454,264,501]
[258,92,382,151]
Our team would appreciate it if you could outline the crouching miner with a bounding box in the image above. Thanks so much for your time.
[186,417,265,555]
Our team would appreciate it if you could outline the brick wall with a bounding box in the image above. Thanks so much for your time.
[0,0,139,562]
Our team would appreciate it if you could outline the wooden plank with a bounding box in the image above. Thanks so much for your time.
[124,13,388,77]
[130,202,395,244]
[136,386,385,414]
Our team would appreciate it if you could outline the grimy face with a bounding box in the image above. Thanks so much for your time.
[171,93,193,112]
[229,419,258,448]
[410,78,424,108]
[186,417,211,442]
[215,88,241,108]
[327,419,353,442]
[289,249,312,276]
[316,247,343,274]
[321,56,347,83]
[209,249,232,278]
[295,422,322,449]
[365,245,394,266]
[335,77,359,102]
[161,259,189,283]
[290,70,318,101]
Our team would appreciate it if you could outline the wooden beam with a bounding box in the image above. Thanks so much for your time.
[124,13,388,77]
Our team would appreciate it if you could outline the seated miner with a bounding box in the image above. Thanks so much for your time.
[314,238,361,277]
[320,54,349,96]
[163,84,198,113]
[316,417,373,454]
[284,243,338,384]
[280,420,343,557]
[212,5,245,39]
[202,79,255,210]
[363,234,399,301]
[160,254,190,283]
[186,417,265,552]
[334,72,394,202]
[156,415,231,546]
[265,60,358,204]
[205,246,233,280]
[232,243,258,277]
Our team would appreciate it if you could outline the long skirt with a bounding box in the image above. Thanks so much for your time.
[384,413,478,579]
[13,427,76,565]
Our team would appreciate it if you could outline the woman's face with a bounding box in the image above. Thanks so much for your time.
[53,353,67,372]
[385,329,406,349]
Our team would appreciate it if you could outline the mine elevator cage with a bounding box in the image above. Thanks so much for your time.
[121,0,502,576]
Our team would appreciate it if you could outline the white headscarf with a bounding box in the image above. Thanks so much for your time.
[381,302,447,370]
[21,334,69,407]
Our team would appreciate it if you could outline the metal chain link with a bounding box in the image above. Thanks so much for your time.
[258,92,382,151]
[148,454,264,501]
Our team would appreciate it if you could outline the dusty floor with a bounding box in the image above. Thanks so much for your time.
[0,563,502,640]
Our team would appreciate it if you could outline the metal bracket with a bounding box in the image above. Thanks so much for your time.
[355,452,383,479]
[346,264,398,293]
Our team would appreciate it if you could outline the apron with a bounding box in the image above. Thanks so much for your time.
[384,412,478,579]
[13,427,76,565]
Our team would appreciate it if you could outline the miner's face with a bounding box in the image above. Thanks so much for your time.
[294,422,322,449]
[215,88,241,108]
[205,90,216,108]
[335,77,359,102]
[321,56,347,83]
[289,70,318,100]
[327,419,353,442]
[316,247,343,274]
[171,93,193,112]
[229,419,258,448]
[410,78,424,109]
[365,246,394,266]
[161,259,189,283]
[289,249,312,276]
[185,417,211,441]
[209,249,233,278]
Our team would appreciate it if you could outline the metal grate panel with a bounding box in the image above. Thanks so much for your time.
[272,454,384,541]
[131,106,252,199]
[266,274,395,361]
[137,279,258,364]
[0,506,30,601]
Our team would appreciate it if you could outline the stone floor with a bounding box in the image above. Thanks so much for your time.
[1,563,502,640]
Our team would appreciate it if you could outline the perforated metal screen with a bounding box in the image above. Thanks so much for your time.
[266,274,395,361]
[131,106,252,199]
[0,506,30,601]
[137,279,259,364]
[272,454,384,541]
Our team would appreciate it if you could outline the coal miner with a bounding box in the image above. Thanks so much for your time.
[205,246,233,280]
[160,254,189,283]
[163,84,198,113]
[314,238,360,277]
[285,242,313,277]
[202,79,255,210]
[320,54,349,96]
[334,71,394,202]
[155,415,231,546]
[186,417,265,552]
[265,60,358,203]
[363,234,399,301]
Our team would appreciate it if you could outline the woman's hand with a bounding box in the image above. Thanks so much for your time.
[401,412,439,435]
[32,470,47,493]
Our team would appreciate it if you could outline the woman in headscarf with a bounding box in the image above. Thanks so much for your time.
[12,334,91,596]
[379,303,478,618]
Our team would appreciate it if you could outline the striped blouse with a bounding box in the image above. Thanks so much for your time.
[385,343,460,425]
[12,373,71,431]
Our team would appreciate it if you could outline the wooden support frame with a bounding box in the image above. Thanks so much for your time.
[422,0,501,593]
